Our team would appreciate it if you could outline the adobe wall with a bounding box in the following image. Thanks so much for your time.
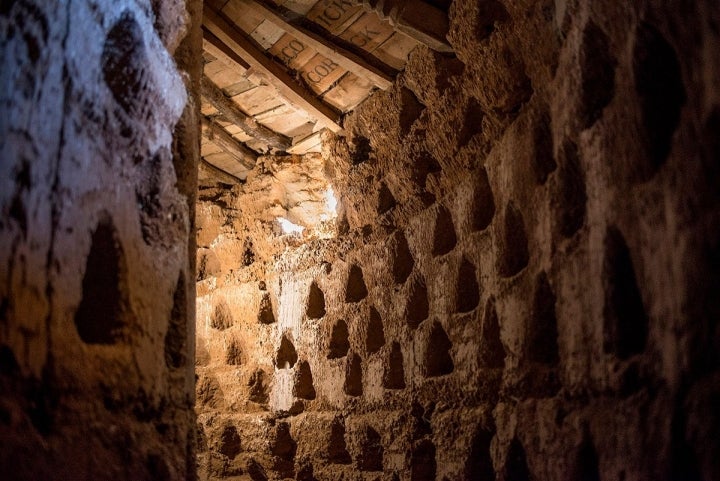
[0,0,201,479]
[195,0,719,480]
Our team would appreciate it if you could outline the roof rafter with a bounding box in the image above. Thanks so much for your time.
[203,6,344,133]
[239,0,395,89]
[201,116,258,170]
[201,75,292,151]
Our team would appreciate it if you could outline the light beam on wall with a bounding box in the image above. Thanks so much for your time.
[277,217,305,234]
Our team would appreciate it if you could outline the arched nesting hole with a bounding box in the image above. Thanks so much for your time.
[458,98,485,148]
[248,369,268,403]
[555,139,587,238]
[475,0,510,40]
[350,133,372,165]
[531,109,556,185]
[384,342,406,389]
[503,438,530,481]
[411,439,437,481]
[225,337,243,365]
[366,306,386,354]
[432,204,458,256]
[377,182,397,215]
[456,257,481,313]
[165,271,187,368]
[464,425,495,480]
[211,298,234,330]
[343,352,363,396]
[276,334,298,369]
[218,424,242,459]
[328,319,350,359]
[306,281,326,319]
[75,215,130,344]
[424,322,454,377]
[603,227,648,359]
[497,202,529,278]
[579,20,616,128]
[412,151,443,189]
[271,422,297,478]
[480,297,506,369]
[399,86,425,136]
[527,272,559,365]
[258,292,275,324]
[633,22,686,173]
[345,264,368,303]
[574,434,601,481]
[392,230,415,284]
[242,237,255,266]
[358,426,383,472]
[293,360,316,400]
[472,167,496,231]
[196,374,224,410]
[406,275,430,329]
[328,418,352,464]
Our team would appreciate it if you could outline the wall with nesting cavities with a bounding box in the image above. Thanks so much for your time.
[195,0,720,480]
[0,0,201,479]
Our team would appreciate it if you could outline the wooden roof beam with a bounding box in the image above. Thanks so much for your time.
[200,158,245,184]
[201,116,258,170]
[238,0,395,89]
[201,75,292,151]
[203,6,344,133]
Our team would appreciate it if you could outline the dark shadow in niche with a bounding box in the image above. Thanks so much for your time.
[344,352,363,396]
[248,369,268,403]
[377,182,397,215]
[497,202,529,278]
[527,272,559,365]
[328,319,350,359]
[258,292,275,324]
[480,297,506,369]
[225,338,242,365]
[196,374,224,409]
[102,10,148,116]
[211,299,234,330]
[306,281,326,319]
[475,0,510,41]
[555,139,587,238]
[464,425,495,480]
[425,322,454,377]
[456,257,481,313]
[293,360,316,400]
[406,275,429,329]
[432,204,458,256]
[573,433,601,481]
[603,227,648,359]
[503,438,530,481]
[328,418,352,464]
[165,271,187,368]
[75,215,130,344]
[271,422,296,478]
[366,306,386,354]
[412,151,442,189]
[384,342,406,389]
[472,167,496,231]
[276,334,298,369]
[411,439,437,481]
[458,98,484,148]
[351,133,372,165]
[247,458,268,481]
[579,20,616,129]
[358,426,383,471]
[345,264,368,303]
[633,22,686,174]
[531,109,556,185]
[219,424,242,459]
[399,87,425,136]
[242,237,255,266]
[392,230,415,284]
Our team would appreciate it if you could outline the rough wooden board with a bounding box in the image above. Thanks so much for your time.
[201,102,220,116]
[339,11,395,54]
[203,8,343,132]
[372,31,419,70]
[306,0,364,35]
[269,32,317,70]
[239,0,394,88]
[249,18,285,49]
[203,33,250,73]
[281,0,317,16]
[256,108,313,136]
[253,102,297,121]
[203,59,227,77]
[322,71,375,112]
[287,129,324,154]
[204,151,251,178]
[222,0,265,34]
[231,85,285,116]
[222,79,256,97]
[201,140,224,157]
[283,121,316,139]
[209,66,246,89]
[199,158,245,184]
[299,53,347,95]
[202,117,258,167]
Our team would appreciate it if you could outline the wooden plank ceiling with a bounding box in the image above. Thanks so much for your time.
[200,0,452,182]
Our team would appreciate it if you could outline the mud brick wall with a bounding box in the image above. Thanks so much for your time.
[195,0,720,480]
[0,1,201,479]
